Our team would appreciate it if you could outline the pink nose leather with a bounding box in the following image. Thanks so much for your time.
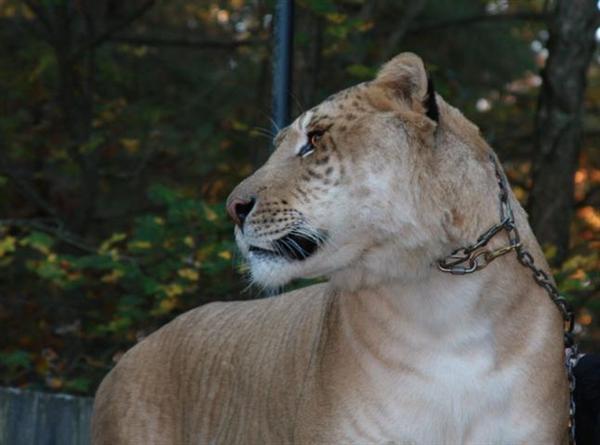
[227,198,255,227]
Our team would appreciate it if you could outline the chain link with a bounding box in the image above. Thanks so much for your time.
[437,155,577,444]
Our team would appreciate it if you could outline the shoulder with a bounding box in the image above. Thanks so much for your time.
[113,282,332,370]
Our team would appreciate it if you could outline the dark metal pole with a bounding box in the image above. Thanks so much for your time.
[272,0,294,135]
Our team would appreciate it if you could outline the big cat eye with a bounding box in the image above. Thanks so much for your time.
[298,130,324,158]
[309,132,322,146]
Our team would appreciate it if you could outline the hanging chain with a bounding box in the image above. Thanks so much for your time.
[437,155,578,444]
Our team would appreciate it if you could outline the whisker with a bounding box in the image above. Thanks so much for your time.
[292,227,325,245]
[283,237,307,258]
[252,126,276,139]
[268,117,281,133]
[290,91,306,115]
[271,239,287,257]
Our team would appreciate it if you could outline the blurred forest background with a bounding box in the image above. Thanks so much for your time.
[0,0,599,396]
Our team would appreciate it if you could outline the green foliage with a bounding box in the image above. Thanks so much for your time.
[0,188,243,393]
[0,0,598,395]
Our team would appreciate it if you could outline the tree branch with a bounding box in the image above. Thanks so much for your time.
[71,0,155,60]
[0,159,61,221]
[408,11,548,34]
[23,0,54,34]
[109,35,267,49]
[383,0,427,60]
[0,219,97,254]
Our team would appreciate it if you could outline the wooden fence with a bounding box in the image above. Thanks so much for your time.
[0,387,93,445]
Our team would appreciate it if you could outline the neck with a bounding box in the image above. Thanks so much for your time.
[332,264,498,345]
[323,237,546,376]
[312,263,510,421]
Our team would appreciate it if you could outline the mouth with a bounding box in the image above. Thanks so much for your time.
[248,231,322,261]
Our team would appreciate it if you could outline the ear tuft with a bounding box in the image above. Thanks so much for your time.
[375,52,428,102]
[424,76,439,122]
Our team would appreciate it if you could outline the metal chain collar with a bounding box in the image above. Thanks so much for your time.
[437,154,578,444]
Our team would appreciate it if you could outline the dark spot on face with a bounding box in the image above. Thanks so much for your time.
[316,155,330,165]
[346,114,356,121]
[325,166,333,176]
[307,169,322,179]
[329,138,339,152]
[313,114,330,122]
[339,125,347,132]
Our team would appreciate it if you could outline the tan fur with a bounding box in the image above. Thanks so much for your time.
[92,53,568,444]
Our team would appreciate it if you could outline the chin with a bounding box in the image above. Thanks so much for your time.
[247,253,301,289]
[235,225,373,291]
[235,225,327,289]
[246,244,366,291]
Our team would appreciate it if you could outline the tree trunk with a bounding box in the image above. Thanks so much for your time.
[528,0,598,264]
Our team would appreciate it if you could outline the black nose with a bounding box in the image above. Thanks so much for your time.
[227,197,256,227]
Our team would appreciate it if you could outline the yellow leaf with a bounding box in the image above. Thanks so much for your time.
[218,250,232,260]
[159,297,177,313]
[562,252,598,272]
[231,120,248,131]
[0,236,16,257]
[543,244,557,260]
[129,240,151,249]
[132,46,148,58]
[99,233,126,253]
[101,269,124,283]
[357,20,374,32]
[120,138,140,154]
[204,206,218,222]
[326,12,346,24]
[178,268,199,281]
[164,283,184,298]
[184,236,195,247]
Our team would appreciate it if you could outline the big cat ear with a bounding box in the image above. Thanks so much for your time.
[375,52,439,123]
